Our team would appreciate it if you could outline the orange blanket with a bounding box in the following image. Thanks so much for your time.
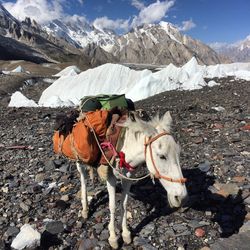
[53,110,109,164]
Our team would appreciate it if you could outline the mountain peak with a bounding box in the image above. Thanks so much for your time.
[245,35,250,41]
[159,21,178,30]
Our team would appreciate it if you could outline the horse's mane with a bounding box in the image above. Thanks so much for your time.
[124,111,172,136]
[148,113,172,133]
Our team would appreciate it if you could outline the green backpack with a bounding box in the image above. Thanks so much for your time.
[79,94,135,112]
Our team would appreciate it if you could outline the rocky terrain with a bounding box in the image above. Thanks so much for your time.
[0,76,249,249]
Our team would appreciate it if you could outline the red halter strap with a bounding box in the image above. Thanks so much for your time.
[144,132,187,184]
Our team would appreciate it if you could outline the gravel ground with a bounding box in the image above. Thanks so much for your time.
[0,77,250,249]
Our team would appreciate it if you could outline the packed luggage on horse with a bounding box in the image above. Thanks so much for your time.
[53,94,137,170]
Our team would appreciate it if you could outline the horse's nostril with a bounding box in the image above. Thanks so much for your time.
[174,196,179,202]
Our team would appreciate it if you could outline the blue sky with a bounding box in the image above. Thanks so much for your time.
[2,0,250,44]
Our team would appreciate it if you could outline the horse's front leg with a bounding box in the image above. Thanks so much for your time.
[121,179,132,244]
[76,162,89,219]
[107,172,118,249]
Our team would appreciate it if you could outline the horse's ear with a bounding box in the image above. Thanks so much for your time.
[161,111,172,131]
[125,114,156,136]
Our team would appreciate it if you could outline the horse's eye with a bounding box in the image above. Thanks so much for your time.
[159,155,167,160]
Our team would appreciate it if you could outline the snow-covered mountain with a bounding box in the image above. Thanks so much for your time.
[44,17,117,49]
[0,3,91,66]
[1,2,224,66]
[211,35,250,62]
[43,18,223,66]
[106,22,222,65]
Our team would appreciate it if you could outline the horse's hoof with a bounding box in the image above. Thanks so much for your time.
[81,210,88,219]
[108,237,118,249]
[122,232,132,244]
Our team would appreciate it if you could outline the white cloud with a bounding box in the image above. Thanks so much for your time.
[93,16,130,31]
[131,0,145,10]
[93,0,175,32]
[3,0,178,34]
[3,0,64,24]
[209,42,228,50]
[64,14,88,25]
[178,19,196,31]
[131,0,175,27]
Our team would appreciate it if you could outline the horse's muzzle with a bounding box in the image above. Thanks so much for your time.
[168,193,189,208]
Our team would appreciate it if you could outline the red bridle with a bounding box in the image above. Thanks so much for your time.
[144,132,187,184]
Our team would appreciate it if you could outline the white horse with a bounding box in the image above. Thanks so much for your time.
[76,111,188,249]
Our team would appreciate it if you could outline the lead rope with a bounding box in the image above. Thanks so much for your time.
[85,114,150,182]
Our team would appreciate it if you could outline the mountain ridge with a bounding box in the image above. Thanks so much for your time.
[210,35,250,62]
[0,2,225,66]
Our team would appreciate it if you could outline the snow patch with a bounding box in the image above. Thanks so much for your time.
[11,66,25,73]
[40,95,75,107]
[8,57,250,108]
[54,65,81,77]
[8,92,38,107]
[38,58,250,106]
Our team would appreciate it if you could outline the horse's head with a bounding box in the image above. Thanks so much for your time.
[127,111,188,208]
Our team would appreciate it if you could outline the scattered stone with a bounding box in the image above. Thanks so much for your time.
[55,200,68,210]
[173,224,188,232]
[4,226,19,238]
[93,223,104,234]
[177,246,186,250]
[140,223,155,236]
[133,237,157,250]
[193,137,204,144]
[78,238,98,250]
[211,123,223,129]
[53,159,64,167]
[60,195,69,202]
[195,228,206,237]
[188,220,201,229]
[210,231,250,250]
[239,221,250,233]
[58,163,69,173]
[240,124,250,131]
[213,183,240,198]
[205,211,212,216]
[35,173,45,182]
[46,221,64,234]
[20,202,30,212]
[198,161,211,172]
[232,176,246,183]
[99,229,109,241]
[211,106,225,112]
[245,213,250,220]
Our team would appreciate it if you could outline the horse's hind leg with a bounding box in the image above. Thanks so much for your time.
[121,179,132,244]
[107,173,118,249]
[76,162,89,219]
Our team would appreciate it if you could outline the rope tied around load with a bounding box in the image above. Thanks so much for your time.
[101,141,135,172]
